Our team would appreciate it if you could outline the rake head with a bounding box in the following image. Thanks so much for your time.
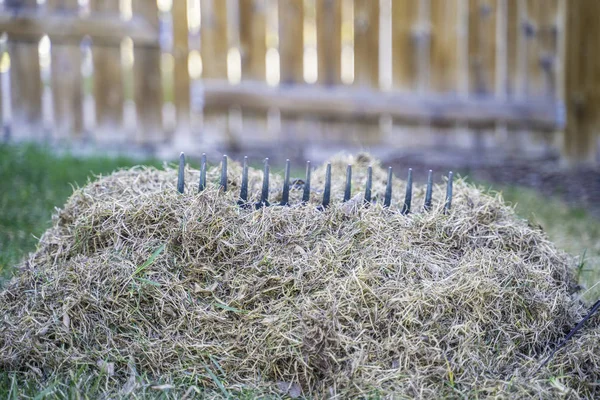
[177,153,455,213]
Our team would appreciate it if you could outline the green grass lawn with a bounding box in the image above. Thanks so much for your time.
[0,143,599,397]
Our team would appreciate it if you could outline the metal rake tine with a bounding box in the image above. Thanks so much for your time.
[444,171,453,214]
[220,155,228,192]
[177,152,185,194]
[280,159,290,206]
[384,166,392,208]
[256,157,270,208]
[321,162,331,209]
[302,161,311,204]
[343,164,352,202]
[401,168,413,215]
[199,153,207,192]
[424,169,433,211]
[238,156,249,206]
[364,165,372,205]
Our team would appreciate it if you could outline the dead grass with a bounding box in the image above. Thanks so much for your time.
[0,153,598,398]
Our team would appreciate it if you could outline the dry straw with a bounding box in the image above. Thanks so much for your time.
[1,153,598,398]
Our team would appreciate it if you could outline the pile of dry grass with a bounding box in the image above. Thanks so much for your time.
[1,154,599,398]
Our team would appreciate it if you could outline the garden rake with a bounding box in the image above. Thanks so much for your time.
[176,152,454,214]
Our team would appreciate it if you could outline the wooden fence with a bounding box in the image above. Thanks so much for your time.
[0,0,597,164]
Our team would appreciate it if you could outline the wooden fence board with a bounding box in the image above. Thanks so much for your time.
[468,0,496,95]
[564,0,600,163]
[200,0,232,146]
[239,0,269,143]
[278,0,304,84]
[535,0,558,98]
[133,0,163,143]
[90,0,124,139]
[240,0,267,81]
[391,0,419,91]
[316,0,342,86]
[353,0,378,88]
[525,0,543,96]
[505,0,519,98]
[201,0,229,82]
[430,0,459,93]
[48,0,83,139]
[7,0,42,138]
[0,11,159,45]
[170,0,189,136]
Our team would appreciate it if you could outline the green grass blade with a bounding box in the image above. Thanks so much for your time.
[133,243,166,277]
[203,364,229,398]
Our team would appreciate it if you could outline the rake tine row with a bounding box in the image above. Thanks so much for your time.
[181,153,455,213]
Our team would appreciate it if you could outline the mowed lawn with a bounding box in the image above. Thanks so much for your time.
[1,144,599,301]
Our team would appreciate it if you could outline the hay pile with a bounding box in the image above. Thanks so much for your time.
[1,154,599,398]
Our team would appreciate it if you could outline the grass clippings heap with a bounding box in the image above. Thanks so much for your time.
[0,154,599,398]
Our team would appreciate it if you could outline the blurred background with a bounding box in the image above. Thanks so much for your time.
[0,0,599,300]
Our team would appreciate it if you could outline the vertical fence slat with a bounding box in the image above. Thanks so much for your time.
[239,0,269,143]
[535,0,558,98]
[170,0,189,137]
[430,0,459,93]
[525,0,543,96]
[353,0,379,87]
[468,0,496,95]
[279,0,304,84]
[240,0,267,81]
[506,0,520,98]
[564,0,599,163]
[201,0,229,81]
[7,0,42,138]
[392,0,420,91]
[200,0,231,146]
[316,0,342,86]
[90,0,124,138]
[48,0,83,139]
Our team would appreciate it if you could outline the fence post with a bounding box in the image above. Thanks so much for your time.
[7,0,42,140]
[563,0,599,164]
[89,0,124,141]
[132,0,163,144]
[47,0,84,140]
